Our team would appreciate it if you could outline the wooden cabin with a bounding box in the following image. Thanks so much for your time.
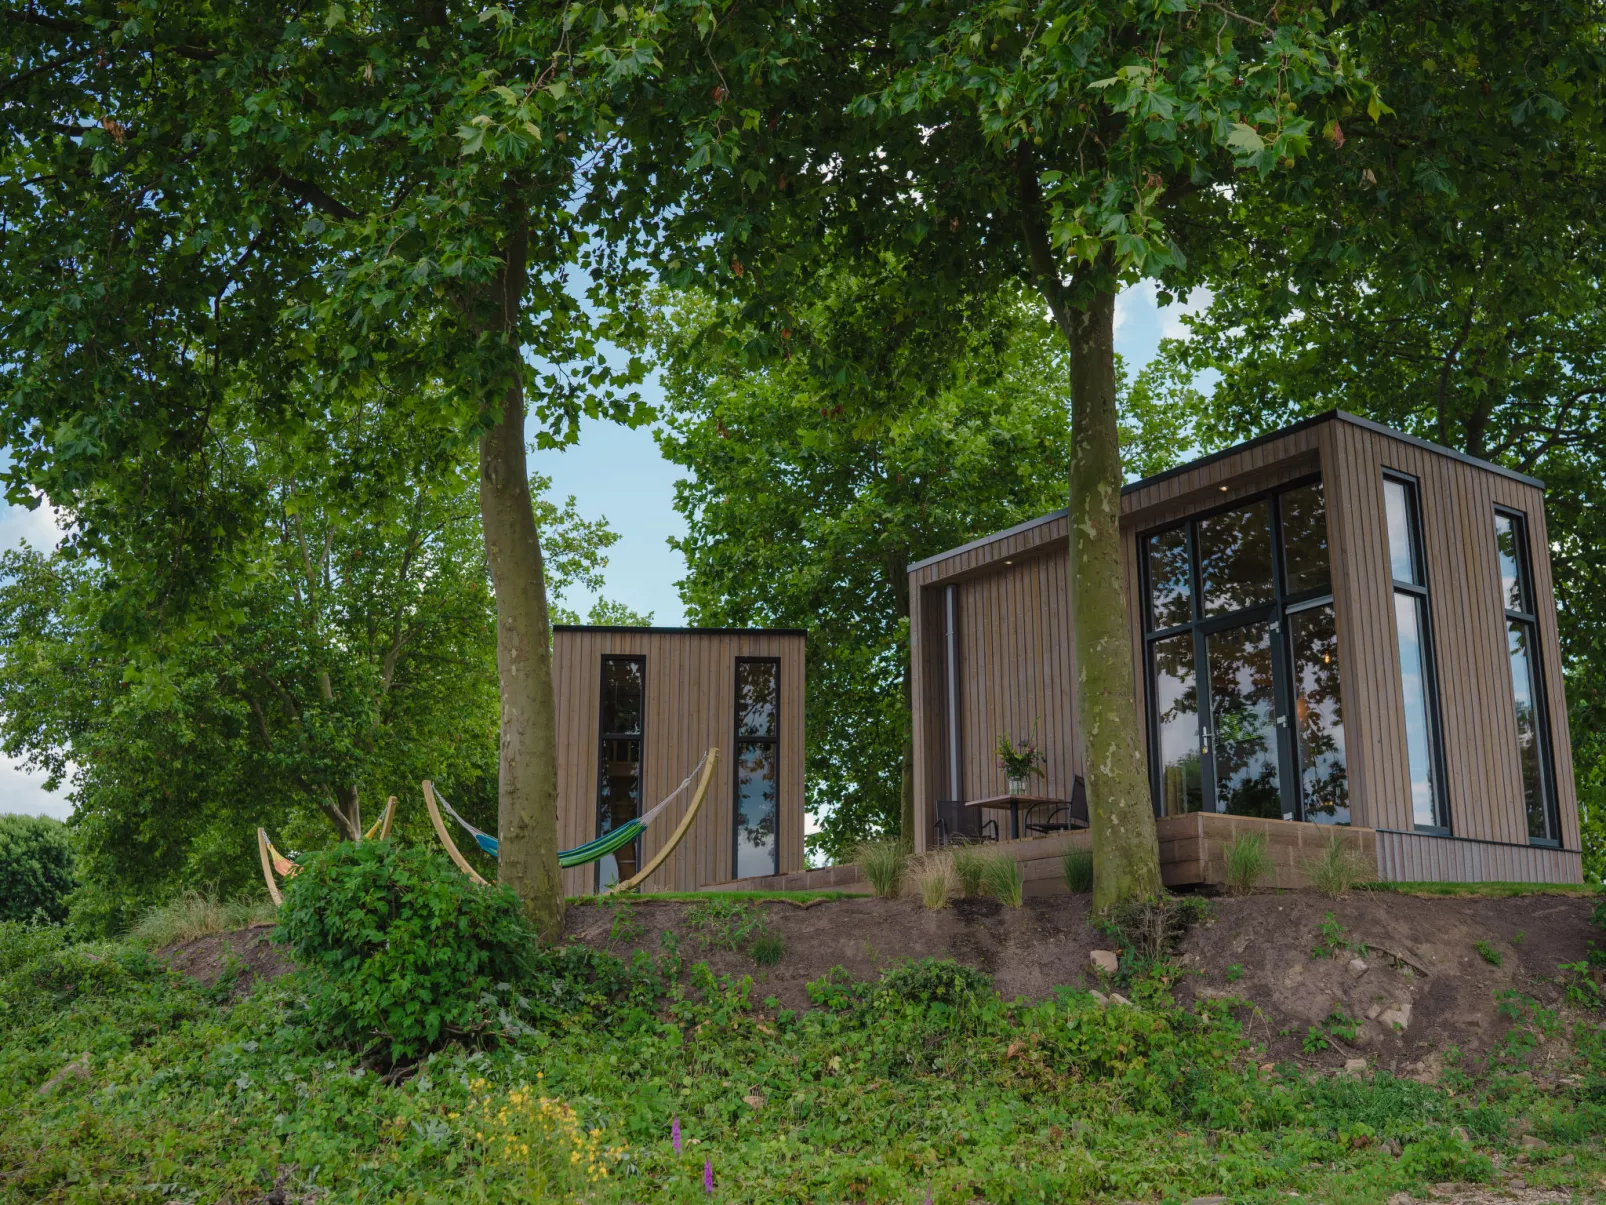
[908,411,1583,886]
[552,625,806,895]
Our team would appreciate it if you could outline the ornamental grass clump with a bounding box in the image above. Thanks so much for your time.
[1221,832,1271,896]
[854,837,911,898]
[951,844,990,898]
[1062,848,1094,893]
[130,890,276,948]
[981,851,1025,908]
[907,853,958,909]
[1303,832,1376,897]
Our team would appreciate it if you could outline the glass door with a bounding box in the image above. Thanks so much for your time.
[1201,618,1287,818]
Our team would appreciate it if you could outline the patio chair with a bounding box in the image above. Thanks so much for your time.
[1023,776,1090,836]
[935,800,999,846]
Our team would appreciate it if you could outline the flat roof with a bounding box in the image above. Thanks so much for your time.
[908,410,1543,575]
[553,625,807,636]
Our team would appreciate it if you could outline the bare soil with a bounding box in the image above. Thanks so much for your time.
[566,890,1604,1072]
[159,922,294,997]
[159,890,1602,1075]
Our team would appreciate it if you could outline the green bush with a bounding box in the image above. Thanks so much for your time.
[0,814,75,924]
[275,840,535,1062]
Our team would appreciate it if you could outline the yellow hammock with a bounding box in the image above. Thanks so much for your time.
[257,796,396,907]
[423,748,719,895]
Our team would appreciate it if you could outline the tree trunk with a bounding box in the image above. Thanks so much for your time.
[476,220,565,942]
[1016,147,1162,911]
[1062,289,1163,911]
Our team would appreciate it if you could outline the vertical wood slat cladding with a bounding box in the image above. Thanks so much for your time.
[908,412,1579,884]
[553,628,805,896]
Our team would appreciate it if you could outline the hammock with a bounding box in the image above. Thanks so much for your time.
[256,796,396,906]
[422,748,718,894]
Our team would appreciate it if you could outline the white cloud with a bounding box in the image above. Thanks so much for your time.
[0,497,64,553]
[0,758,71,821]
[1160,286,1214,342]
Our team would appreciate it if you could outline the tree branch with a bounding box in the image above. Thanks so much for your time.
[266,168,359,221]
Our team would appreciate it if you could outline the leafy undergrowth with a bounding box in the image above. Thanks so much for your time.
[2,920,1604,1204]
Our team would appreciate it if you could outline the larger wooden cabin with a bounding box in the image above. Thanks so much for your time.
[908,411,1582,886]
[552,626,807,895]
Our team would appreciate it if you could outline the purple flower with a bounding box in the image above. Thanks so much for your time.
[672,1115,681,1155]
[925,1191,933,1205]
[704,1157,714,1195]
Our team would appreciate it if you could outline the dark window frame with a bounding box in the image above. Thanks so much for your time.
[1137,474,1335,823]
[595,654,646,891]
[1383,470,1451,835]
[732,656,782,879]
[1494,506,1561,847]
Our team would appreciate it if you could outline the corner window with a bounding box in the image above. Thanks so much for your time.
[1494,510,1559,845]
[1383,474,1448,832]
[596,656,644,889]
[1140,477,1346,824]
[733,659,780,879]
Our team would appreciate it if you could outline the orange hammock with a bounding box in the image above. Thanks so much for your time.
[257,796,395,906]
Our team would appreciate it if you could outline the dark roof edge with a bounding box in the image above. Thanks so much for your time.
[1330,410,1545,489]
[906,508,1070,574]
[909,409,1545,581]
[553,625,808,637]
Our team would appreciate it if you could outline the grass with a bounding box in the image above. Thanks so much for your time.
[1303,832,1376,897]
[1062,847,1094,893]
[1364,882,1600,899]
[571,890,852,904]
[1474,939,1504,967]
[127,890,278,948]
[6,914,1604,1205]
[853,837,911,898]
[1222,831,1271,896]
[907,852,958,909]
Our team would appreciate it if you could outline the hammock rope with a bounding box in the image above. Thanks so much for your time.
[422,748,719,890]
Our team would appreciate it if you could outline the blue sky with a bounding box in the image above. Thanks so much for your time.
[0,280,1206,820]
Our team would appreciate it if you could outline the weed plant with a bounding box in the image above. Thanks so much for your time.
[980,851,1025,907]
[129,890,278,947]
[1221,832,1270,896]
[1061,848,1094,893]
[853,838,911,897]
[2,915,1603,1203]
[749,932,785,967]
[1474,939,1504,967]
[684,897,769,952]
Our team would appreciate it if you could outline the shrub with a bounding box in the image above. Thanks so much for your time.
[1062,848,1094,893]
[129,890,277,948]
[981,851,1024,907]
[951,844,990,898]
[877,957,993,1011]
[1221,831,1270,896]
[276,840,535,1062]
[1303,831,1375,897]
[907,853,957,909]
[853,838,911,898]
[0,814,75,924]
[1105,894,1212,968]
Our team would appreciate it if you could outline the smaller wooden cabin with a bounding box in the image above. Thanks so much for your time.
[552,625,806,895]
[908,411,1582,886]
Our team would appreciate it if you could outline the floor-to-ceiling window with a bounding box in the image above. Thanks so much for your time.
[1141,478,1348,823]
[1384,474,1448,832]
[733,658,781,879]
[1494,509,1559,845]
[596,656,645,889]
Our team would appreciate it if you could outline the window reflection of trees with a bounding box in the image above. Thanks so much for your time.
[1280,484,1331,596]
[1291,605,1347,824]
[1147,526,1192,630]
[1199,501,1275,617]
[1152,634,1201,815]
[734,741,778,878]
[1208,623,1281,818]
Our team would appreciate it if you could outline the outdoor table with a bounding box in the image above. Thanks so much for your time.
[963,795,1086,841]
